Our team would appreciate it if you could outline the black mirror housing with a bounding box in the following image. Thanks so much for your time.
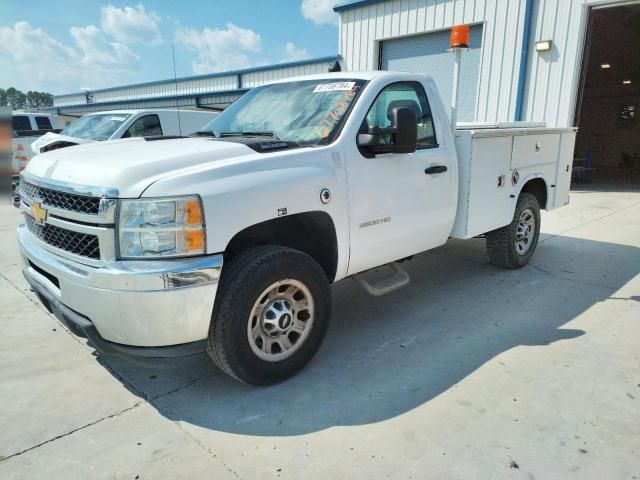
[388,107,418,154]
[357,126,382,148]
[357,107,418,156]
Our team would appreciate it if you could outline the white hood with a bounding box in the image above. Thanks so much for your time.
[24,137,256,197]
[31,132,95,154]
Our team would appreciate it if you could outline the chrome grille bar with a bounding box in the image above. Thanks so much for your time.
[21,180,101,215]
[25,215,101,260]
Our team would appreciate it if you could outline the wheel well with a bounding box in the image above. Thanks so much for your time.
[521,178,548,209]
[224,211,338,282]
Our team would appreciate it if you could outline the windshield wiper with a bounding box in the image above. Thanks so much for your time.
[219,131,280,139]
[190,130,216,137]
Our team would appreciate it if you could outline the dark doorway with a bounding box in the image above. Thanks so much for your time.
[574,4,640,187]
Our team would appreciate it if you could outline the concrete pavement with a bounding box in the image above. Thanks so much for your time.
[1,189,639,479]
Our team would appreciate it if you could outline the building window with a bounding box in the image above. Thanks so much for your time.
[620,104,636,121]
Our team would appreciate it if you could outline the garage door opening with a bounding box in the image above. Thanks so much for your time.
[574,4,640,188]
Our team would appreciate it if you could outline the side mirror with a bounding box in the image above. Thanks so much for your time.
[357,107,418,156]
[388,107,418,154]
[357,126,382,148]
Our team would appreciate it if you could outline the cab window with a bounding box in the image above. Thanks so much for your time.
[12,116,31,131]
[362,81,437,149]
[123,115,163,138]
[35,116,53,130]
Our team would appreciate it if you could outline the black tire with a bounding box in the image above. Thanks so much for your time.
[206,245,331,385]
[486,193,541,269]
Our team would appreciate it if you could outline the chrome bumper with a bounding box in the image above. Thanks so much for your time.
[18,223,222,348]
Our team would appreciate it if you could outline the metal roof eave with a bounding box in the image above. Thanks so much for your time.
[54,55,340,99]
[333,0,387,13]
[53,88,249,111]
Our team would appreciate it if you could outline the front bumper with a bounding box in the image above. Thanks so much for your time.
[18,223,222,354]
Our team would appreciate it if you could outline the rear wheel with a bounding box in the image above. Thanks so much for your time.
[207,246,331,385]
[486,193,541,269]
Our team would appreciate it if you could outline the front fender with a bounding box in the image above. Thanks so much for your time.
[142,147,351,280]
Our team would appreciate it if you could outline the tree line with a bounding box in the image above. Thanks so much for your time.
[1,88,54,109]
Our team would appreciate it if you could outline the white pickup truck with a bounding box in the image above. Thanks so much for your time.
[12,113,64,174]
[17,72,576,385]
[31,109,218,154]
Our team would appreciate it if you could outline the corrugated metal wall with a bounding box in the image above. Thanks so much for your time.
[337,0,604,127]
[521,0,591,128]
[242,62,335,88]
[53,57,338,113]
[338,0,528,123]
[55,94,245,114]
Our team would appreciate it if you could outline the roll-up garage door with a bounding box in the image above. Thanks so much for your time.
[381,25,483,122]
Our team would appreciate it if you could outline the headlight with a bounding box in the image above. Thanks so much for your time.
[117,196,205,259]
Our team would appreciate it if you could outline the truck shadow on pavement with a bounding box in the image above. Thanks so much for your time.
[100,234,639,437]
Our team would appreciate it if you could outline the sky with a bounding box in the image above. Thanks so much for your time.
[0,0,344,95]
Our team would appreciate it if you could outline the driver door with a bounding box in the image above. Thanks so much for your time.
[345,81,455,275]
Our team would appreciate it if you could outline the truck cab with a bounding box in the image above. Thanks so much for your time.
[17,72,575,385]
[12,112,63,135]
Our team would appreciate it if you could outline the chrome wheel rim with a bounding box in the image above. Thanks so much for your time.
[247,279,314,362]
[515,208,536,255]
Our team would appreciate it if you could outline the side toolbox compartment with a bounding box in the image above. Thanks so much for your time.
[452,126,577,239]
[451,131,514,239]
[511,133,560,170]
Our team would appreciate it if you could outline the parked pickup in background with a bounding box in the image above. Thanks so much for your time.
[17,72,576,386]
[12,112,64,201]
[31,109,219,154]
[12,112,64,171]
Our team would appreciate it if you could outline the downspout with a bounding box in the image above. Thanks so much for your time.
[514,0,534,121]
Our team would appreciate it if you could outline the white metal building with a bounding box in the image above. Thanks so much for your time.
[335,0,640,183]
[52,56,340,115]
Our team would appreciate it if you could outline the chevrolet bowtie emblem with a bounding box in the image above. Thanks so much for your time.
[31,202,48,224]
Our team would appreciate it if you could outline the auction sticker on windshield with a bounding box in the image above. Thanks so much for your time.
[313,82,356,93]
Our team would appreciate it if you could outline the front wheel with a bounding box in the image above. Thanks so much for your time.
[486,193,541,269]
[206,246,331,385]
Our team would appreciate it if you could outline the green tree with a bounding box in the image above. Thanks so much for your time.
[26,91,37,108]
[40,92,54,107]
[2,87,53,109]
[6,88,26,109]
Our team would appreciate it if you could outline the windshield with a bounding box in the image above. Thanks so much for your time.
[61,114,131,141]
[199,79,366,145]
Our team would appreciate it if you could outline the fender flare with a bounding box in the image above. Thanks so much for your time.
[515,173,549,209]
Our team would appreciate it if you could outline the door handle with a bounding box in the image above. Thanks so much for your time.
[424,165,447,175]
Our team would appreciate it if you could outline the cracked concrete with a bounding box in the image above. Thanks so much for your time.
[1,189,639,479]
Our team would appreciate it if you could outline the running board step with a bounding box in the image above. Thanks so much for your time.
[353,262,410,296]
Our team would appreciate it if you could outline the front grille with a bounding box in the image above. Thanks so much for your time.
[25,215,101,260]
[21,181,101,215]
